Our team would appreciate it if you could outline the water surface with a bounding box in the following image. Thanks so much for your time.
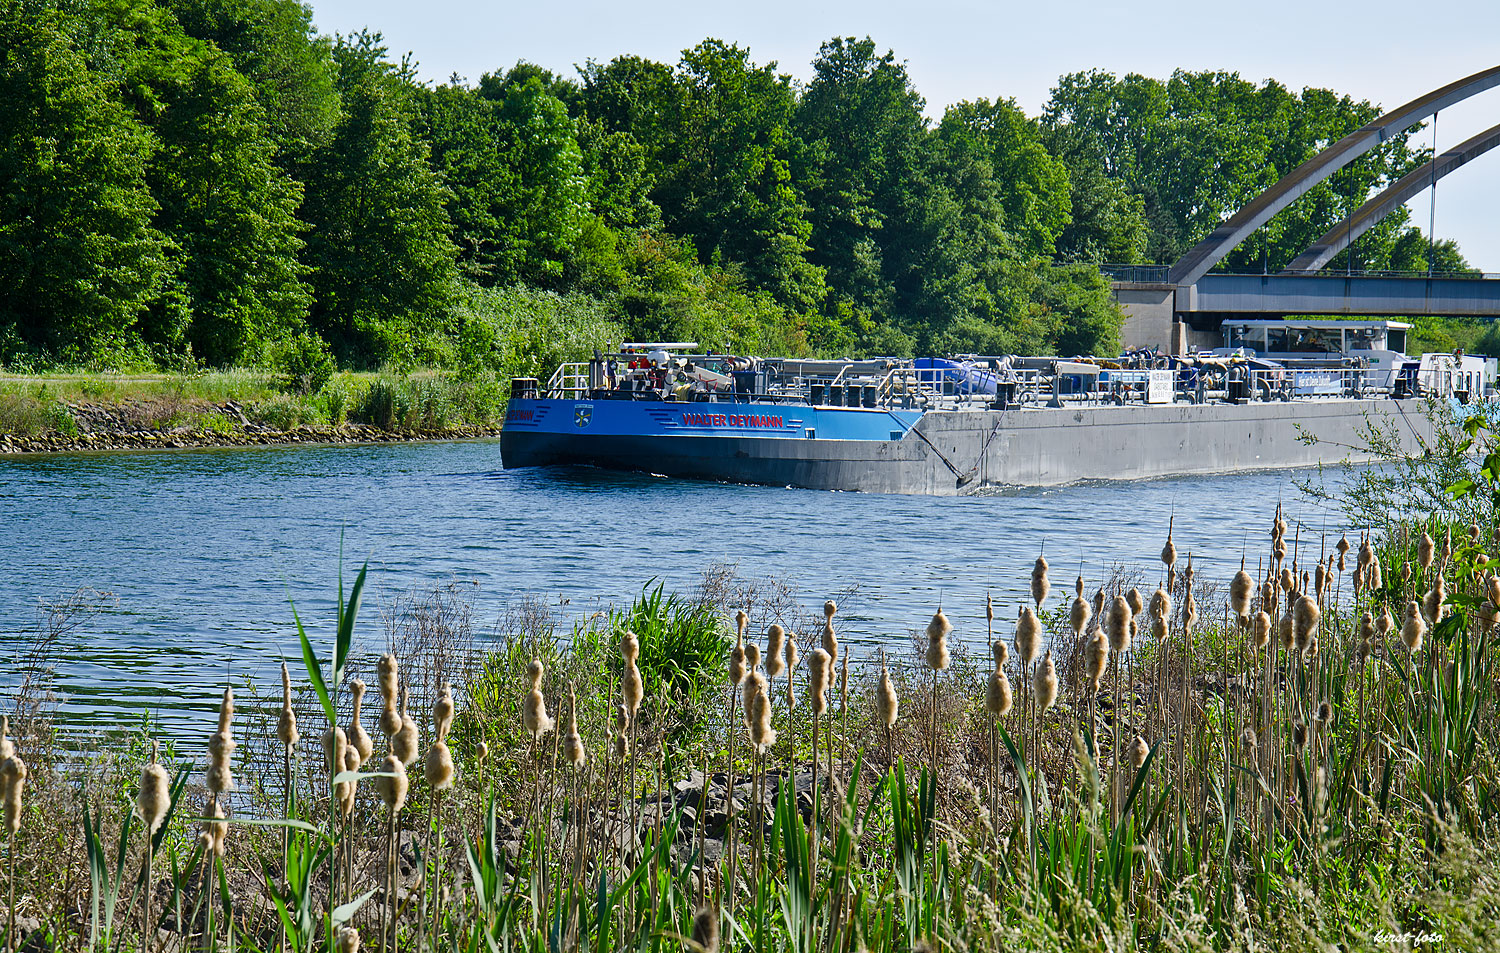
[0,439,1353,735]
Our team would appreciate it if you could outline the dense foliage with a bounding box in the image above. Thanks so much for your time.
[0,0,1474,377]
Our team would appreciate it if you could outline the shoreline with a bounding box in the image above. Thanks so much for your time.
[0,414,504,455]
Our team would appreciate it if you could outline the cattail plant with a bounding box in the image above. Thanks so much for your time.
[394,688,419,767]
[1419,530,1435,573]
[1032,555,1050,608]
[691,903,720,953]
[808,646,832,864]
[137,741,170,952]
[1163,517,1178,591]
[1,740,25,953]
[1402,601,1426,655]
[925,609,951,787]
[375,751,408,952]
[822,600,839,665]
[875,649,899,768]
[424,681,457,949]
[1231,569,1253,627]
[378,653,402,740]
[203,687,235,929]
[1336,535,1351,572]
[1033,646,1058,784]
[348,679,374,768]
[1070,577,1091,642]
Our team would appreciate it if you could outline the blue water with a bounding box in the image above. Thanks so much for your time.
[0,439,1353,734]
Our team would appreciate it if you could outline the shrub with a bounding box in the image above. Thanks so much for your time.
[270,332,336,395]
[0,387,78,437]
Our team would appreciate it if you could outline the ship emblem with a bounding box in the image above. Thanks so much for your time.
[574,404,593,428]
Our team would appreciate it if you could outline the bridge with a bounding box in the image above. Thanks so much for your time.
[1112,65,1500,352]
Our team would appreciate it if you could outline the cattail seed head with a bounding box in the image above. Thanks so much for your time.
[336,926,360,953]
[424,740,455,790]
[1230,570,1253,623]
[986,668,1013,717]
[377,652,398,697]
[824,600,836,620]
[1070,593,1091,636]
[729,637,746,687]
[1419,531,1435,570]
[1033,649,1058,712]
[1182,588,1199,635]
[1014,606,1041,666]
[1486,574,1500,609]
[0,718,13,763]
[821,619,838,663]
[562,685,585,768]
[1368,559,1383,592]
[612,734,629,760]
[744,642,761,673]
[1402,602,1426,653]
[1,755,27,837]
[432,681,455,742]
[621,630,640,665]
[1293,595,1321,657]
[1377,606,1394,638]
[202,797,227,856]
[1162,531,1177,567]
[1129,736,1149,770]
[1125,587,1143,617]
[338,745,358,817]
[1279,567,1295,594]
[1481,602,1498,630]
[322,725,347,775]
[1314,562,1329,601]
[1107,596,1133,654]
[375,753,407,813]
[809,648,831,715]
[1150,586,1171,623]
[748,678,776,751]
[876,656,898,727]
[1085,631,1109,693]
[691,904,720,953]
[1252,610,1272,651]
[476,740,489,763]
[394,690,419,765]
[783,631,799,671]
[742,669,766,718]
[348,679,373,767]
[987,591,995,626]
[1424,572,1448,624]
[1279,607,1295,652]
[524,685,554,739]
[1336,534,1350,571]
[622,660,643,716]
[1031,556,1050,607]
[927,610,952,671]
[765,625,785,679]
[1292,721,1308,749]
[611,701,629,736]
[137,742,170,835]
[215,686,234,734]
[1316,700,1333,727]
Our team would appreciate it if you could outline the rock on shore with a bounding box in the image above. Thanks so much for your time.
[0,400,503,454]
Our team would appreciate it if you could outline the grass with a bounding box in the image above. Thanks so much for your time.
[0,368,507,439]
[0,521,1498,953]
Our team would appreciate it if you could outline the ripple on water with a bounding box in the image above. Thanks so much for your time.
[0,440,1358,740]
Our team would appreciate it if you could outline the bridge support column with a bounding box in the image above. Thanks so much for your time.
[1112,281,1176,352]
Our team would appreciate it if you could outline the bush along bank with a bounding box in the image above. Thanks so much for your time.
[0,371,507,454]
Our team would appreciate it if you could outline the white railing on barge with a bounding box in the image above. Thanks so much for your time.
[536,361,1481,410]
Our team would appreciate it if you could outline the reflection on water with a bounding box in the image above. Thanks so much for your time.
[0,440,1355,738]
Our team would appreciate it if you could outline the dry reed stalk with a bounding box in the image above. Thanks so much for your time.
[376,752,408,953]
[808,647,831,871]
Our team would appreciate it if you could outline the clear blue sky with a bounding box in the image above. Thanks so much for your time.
[305,0,1500,272]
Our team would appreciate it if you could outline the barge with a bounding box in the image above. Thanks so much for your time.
[500,322,1484,495]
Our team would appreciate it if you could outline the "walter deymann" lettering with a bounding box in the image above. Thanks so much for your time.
[681,412,784,429]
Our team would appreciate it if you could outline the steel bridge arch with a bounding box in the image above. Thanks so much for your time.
[1167,65,1500,286]
[1282,122,1500,273]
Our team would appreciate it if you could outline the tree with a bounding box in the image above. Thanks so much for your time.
[418,78,587,286]
[936,98,1071,258]
[98,0,311,365]
[654,40,823,311]
[299,32,456,365]
[162,0,339,160]
[794,37,930,330]
[0,0,169,359]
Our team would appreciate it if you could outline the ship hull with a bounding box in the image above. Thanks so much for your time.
[500,395,1433,495]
